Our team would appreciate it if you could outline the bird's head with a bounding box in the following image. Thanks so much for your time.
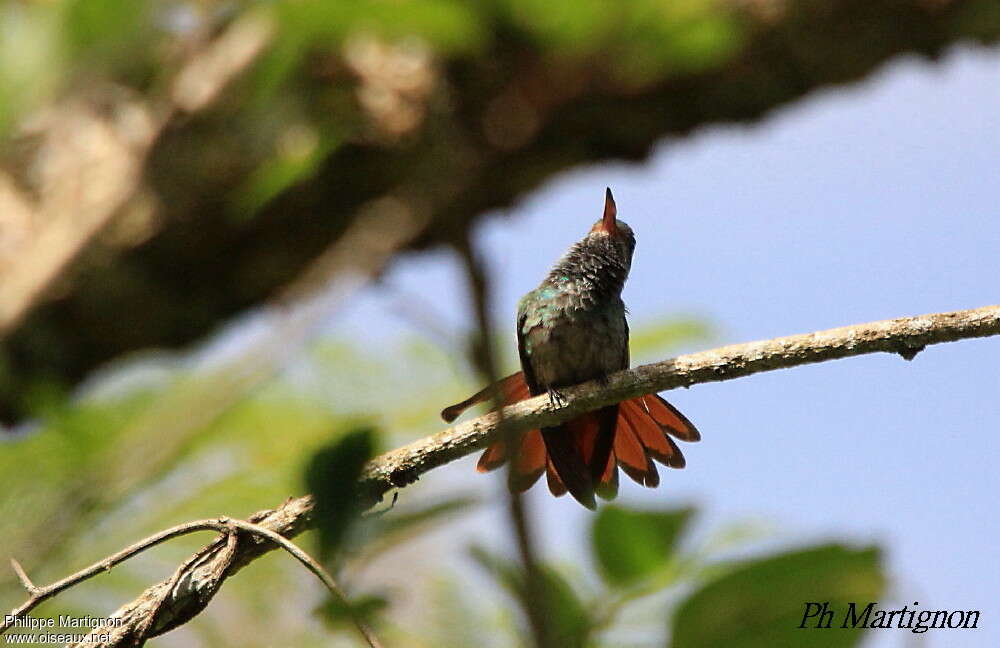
[588,187,636,262]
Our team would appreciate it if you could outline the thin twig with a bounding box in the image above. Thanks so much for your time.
[9,559,37,594]
[223,518,382,648]
[128,529,234,644]
[3,520,237,632]
[455,236,551,647]
[3,516,381,648]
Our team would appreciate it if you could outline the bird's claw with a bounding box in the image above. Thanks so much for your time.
[548,389,567,408]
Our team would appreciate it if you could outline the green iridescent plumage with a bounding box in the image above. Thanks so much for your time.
[515,189,636,507]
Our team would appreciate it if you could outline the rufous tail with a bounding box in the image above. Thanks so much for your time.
[441,372,700,507]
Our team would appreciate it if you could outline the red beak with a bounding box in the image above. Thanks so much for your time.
[599,187,618,235]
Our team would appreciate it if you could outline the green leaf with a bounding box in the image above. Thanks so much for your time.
[670,544,885,648]
[629,316,712,361]
[305,426,378,559]
[592,506,694,587]
[470,546,592,648]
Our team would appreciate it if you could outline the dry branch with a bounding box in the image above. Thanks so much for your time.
[2,499,315,646]
[2,509,381,647]
[2,304,998,647]
[360,304,1000,501]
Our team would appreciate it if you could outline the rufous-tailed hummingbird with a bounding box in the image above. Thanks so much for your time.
[442,188,700,508]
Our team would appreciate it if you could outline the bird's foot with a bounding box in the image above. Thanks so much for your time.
[548,389,568,408]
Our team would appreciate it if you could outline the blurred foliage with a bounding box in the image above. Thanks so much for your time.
[0,0,746,136]
[315,592,389,634]
[0,322,475,646]
[0,314,717,645]
[471,545,593,648]
[5,0,994,428]
[627,316,712,363]
[0,0,968,640]
[0,0,156,134]
[592,506,693,587]
[306,426,379,560]
[672,545,884,648]
[475,504,885,648]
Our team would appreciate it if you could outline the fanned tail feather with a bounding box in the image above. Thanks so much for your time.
[546,453,618,500]
[543,416,600,509]
[614,410,660,487]
[539,405,616,509]
[594,441,619,500]
[441,373,530,423]
[622,399,681,468]
[445,371,700,504]
[508,429,546,493]
[641,394,701,441]
[546,458,568,497]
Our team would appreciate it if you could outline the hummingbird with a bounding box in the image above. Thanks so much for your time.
[441,188,700,508]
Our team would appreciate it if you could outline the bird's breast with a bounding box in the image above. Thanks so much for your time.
[522,300,627,390]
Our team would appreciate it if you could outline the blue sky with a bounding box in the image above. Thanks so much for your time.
[330,44,999,646]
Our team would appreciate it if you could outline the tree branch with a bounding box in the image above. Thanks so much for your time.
[3,304,997,646]
[2,510,380,648]
[357,304,1000,501]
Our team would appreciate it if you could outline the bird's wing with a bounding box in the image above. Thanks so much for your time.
[622,315,630,368]
[516,299,543,395]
